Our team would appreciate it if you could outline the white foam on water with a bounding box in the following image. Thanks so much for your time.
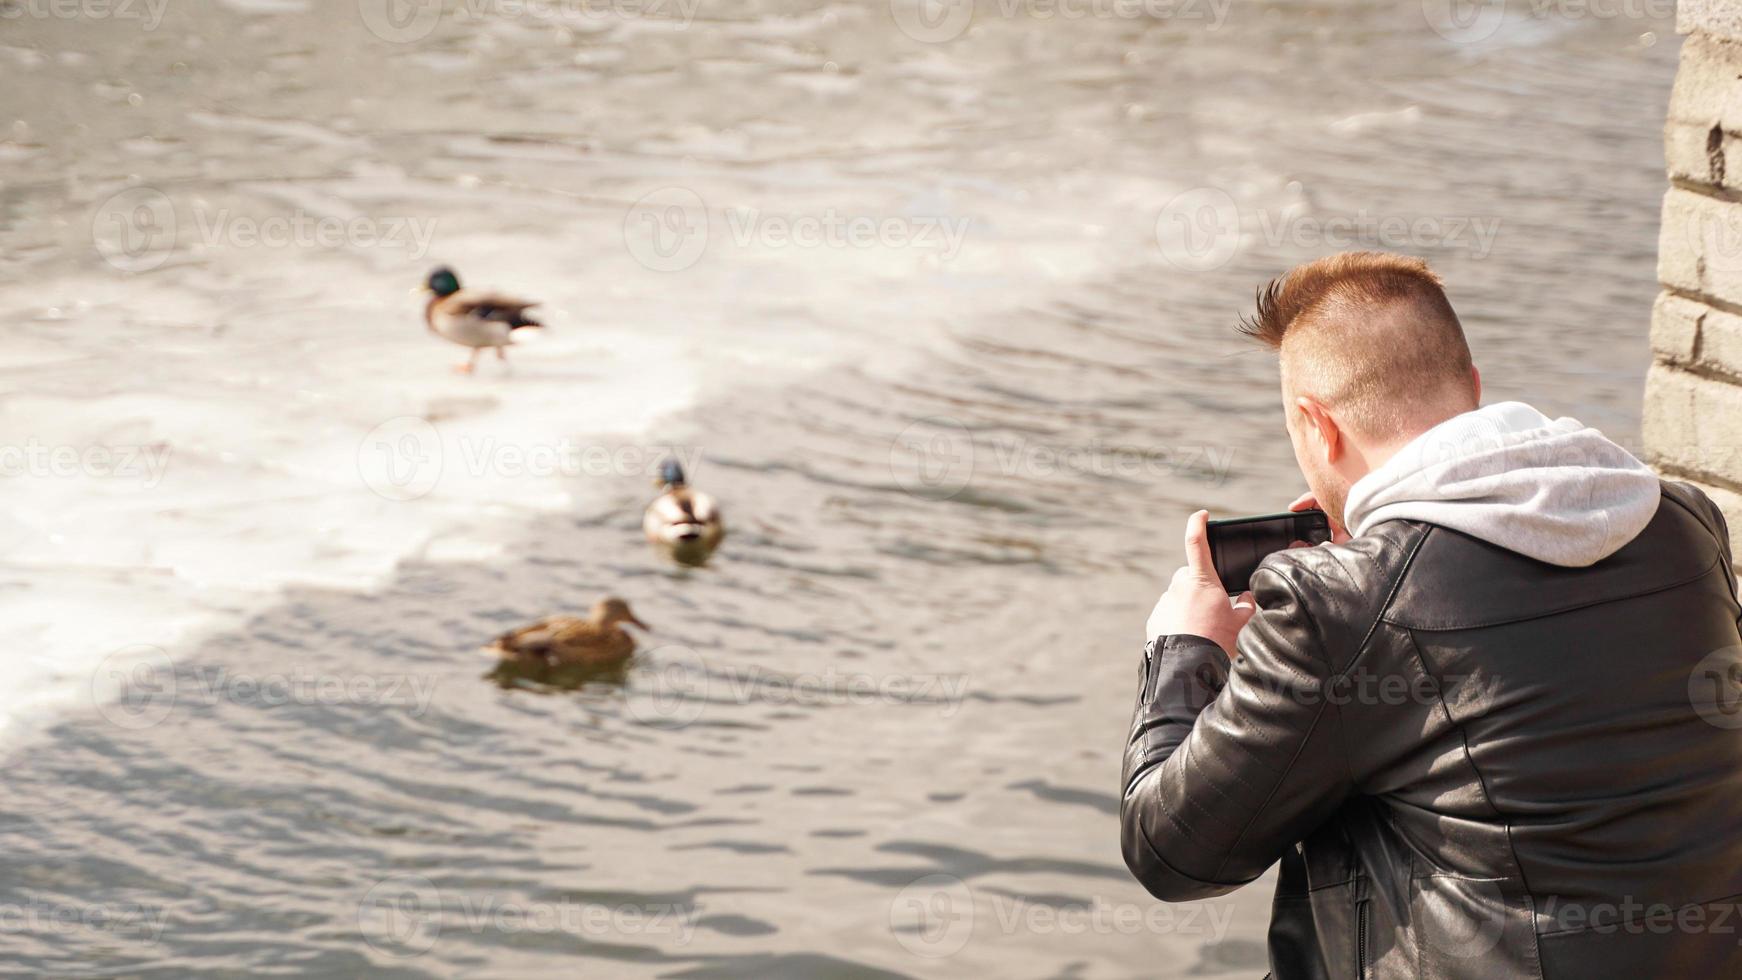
[0,265,715,738]
[0,171,1141,742]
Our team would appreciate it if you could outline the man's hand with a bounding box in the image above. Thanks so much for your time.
[1145,510,1257,657]
[1287,491,1352,544]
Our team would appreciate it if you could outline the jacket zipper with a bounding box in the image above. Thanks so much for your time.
[1355,899,1369,980]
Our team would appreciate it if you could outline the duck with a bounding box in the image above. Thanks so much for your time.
[421,266,542,374]
[485,597,649,670]
[643,458,725,567]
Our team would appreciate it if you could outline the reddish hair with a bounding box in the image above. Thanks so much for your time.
[1241,251,1476,437]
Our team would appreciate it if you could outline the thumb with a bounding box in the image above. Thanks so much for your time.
[1183,509,1218,583]
[1233,591,1261,630]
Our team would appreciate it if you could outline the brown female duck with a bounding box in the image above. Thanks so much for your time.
[486,597,649,669]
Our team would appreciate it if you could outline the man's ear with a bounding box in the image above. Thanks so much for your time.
[1294,395,1342,464]
[1471,365,1482,403]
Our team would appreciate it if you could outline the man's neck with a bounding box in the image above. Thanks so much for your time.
[1353,404,1477,477]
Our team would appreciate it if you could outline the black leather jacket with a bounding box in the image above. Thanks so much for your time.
[1121,482,1742,978]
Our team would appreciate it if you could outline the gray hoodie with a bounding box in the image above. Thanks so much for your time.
[1342,401,1662,568]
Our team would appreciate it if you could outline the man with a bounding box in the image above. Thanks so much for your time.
[1121,251,1742,978]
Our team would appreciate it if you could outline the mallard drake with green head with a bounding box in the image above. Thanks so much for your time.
[486,597,649,669]
[422,266,542,374]
[643,458,725,566]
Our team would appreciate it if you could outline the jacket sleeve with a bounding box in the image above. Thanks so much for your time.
[1120,566,1356,902]
[1714,500,1742,633]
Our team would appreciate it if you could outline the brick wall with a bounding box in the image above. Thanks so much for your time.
[1644,0,1742,558]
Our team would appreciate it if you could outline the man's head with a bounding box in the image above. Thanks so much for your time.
[1240,251,1480,530]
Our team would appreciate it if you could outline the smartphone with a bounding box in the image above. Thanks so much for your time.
[1207,510,1333,594]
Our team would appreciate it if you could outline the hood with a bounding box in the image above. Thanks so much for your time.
[1342,401,1661,567]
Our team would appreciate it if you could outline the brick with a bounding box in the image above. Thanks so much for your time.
[1660,191,1702,291]
[1668,33,1742,132]
[1651,292,1704,364]
[1701,303,1742,378]
[1656,188,1742,306]
[1683,364,1740,444]
[1681,0,1742,44]
[1666,120,1720,184]
[1660,191,1702,290]
[1644,363,1695,461]
[1643,363,1742,482]
[1724,135,1742,191]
